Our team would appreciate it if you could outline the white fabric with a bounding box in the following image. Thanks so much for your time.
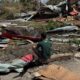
[0,59,28,73]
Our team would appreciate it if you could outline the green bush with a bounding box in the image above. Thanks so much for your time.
[71,40,80,45]
[45,20,64,31]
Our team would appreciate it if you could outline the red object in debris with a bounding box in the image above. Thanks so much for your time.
[21,54,33,62]
[0,32,46,42]
[1,32,13,39]
[70,9,78,16]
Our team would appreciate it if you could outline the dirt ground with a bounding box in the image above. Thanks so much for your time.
[0,57,80,80]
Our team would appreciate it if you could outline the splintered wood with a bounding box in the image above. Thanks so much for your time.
[38,64,80,80]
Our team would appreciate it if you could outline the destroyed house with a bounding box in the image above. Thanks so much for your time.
[32,6,59,20]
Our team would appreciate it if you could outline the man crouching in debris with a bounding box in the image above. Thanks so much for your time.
[0,32,53,74]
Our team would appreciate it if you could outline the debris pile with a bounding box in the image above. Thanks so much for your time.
[0,0,80,80]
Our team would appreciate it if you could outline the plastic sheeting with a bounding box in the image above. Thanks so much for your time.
[54,26,78,31]
[47,26,78,33]
[0,54,33,73]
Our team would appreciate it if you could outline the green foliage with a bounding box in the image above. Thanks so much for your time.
[20,0,27,6]
[20,0,37,11]
[6,12,14,19]
[0,1,23,19]
[28,20,64,32]
[45,20,64,31]
[71,39,80,45]
[47,0,64,5]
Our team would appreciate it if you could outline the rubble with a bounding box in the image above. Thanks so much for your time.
[0,0,79,80]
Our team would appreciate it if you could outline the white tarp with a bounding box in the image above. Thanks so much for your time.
[54,26,78,31]
[0,59,29,73]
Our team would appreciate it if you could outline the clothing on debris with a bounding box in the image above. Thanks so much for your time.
[0,54,33,73]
